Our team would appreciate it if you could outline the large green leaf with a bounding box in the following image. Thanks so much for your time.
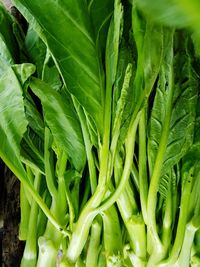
[29,78,86,171]
[148,32,198,179]
[131,6,163,104]
[162,36,198,174]
[12,0,114,135]
[0,7,34,178]
[0,64,32,179]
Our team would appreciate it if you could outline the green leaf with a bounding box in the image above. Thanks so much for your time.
[0,38,34,176]
[25,27,62,90]
[25,26,46,78]
[132,7,163,103]
[88,0,114,39]
[140,22,163,98]
[42,50,63,91]
[0,33,14,68]
[182,144,200,175]
[116,45,135,145]
[21,128,45,174]
[106,0,123,89]
[12,0,114,135]
[12,63,36,85]
[163,41,198,174]
[29,77,86,171]
[0,4,19,63]
[112,42,132,118]
[24,94,44,140]
[131,5,146,102]
[88,0,114,57]
[0,65,28,179]
[148,31,198,179]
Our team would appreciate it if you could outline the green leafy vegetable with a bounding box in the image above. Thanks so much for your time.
[0,1,200,266]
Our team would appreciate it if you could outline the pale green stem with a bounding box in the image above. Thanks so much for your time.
[127,214,147,260]
[161,176,172,253]
[86,217,102,267]
[159,169,194,267]
[97,111,141,213]
[44,127,57,199]
[0,145,69,238]
[147,72,174,257]
[19,183,30,240]
[73,99,97,194]
[176,217,199,267]
[131,162,139,191]
[139,109,148,224]
[20,171,41,267]
[102,204,123,264]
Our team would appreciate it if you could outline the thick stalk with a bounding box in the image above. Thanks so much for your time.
[86,217,102,267]
[102,205,123,266]
[127,250,147,267]
[66,206,99,263]
[19,183,30,240]
[127,214,147,260]
[36,237,58,267]
[114,154,146,258]
[159,169,194,267]
[176,218,199,267]
[147,72,174,262]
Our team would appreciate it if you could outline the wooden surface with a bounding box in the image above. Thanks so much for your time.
[1,165,24,267]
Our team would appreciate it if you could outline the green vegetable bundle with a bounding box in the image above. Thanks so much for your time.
[0,0,200,266]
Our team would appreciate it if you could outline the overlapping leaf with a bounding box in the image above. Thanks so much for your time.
[0,63,33,179]
[29,78,86,171]
[13,0,114,135]
[0,7,34,180]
